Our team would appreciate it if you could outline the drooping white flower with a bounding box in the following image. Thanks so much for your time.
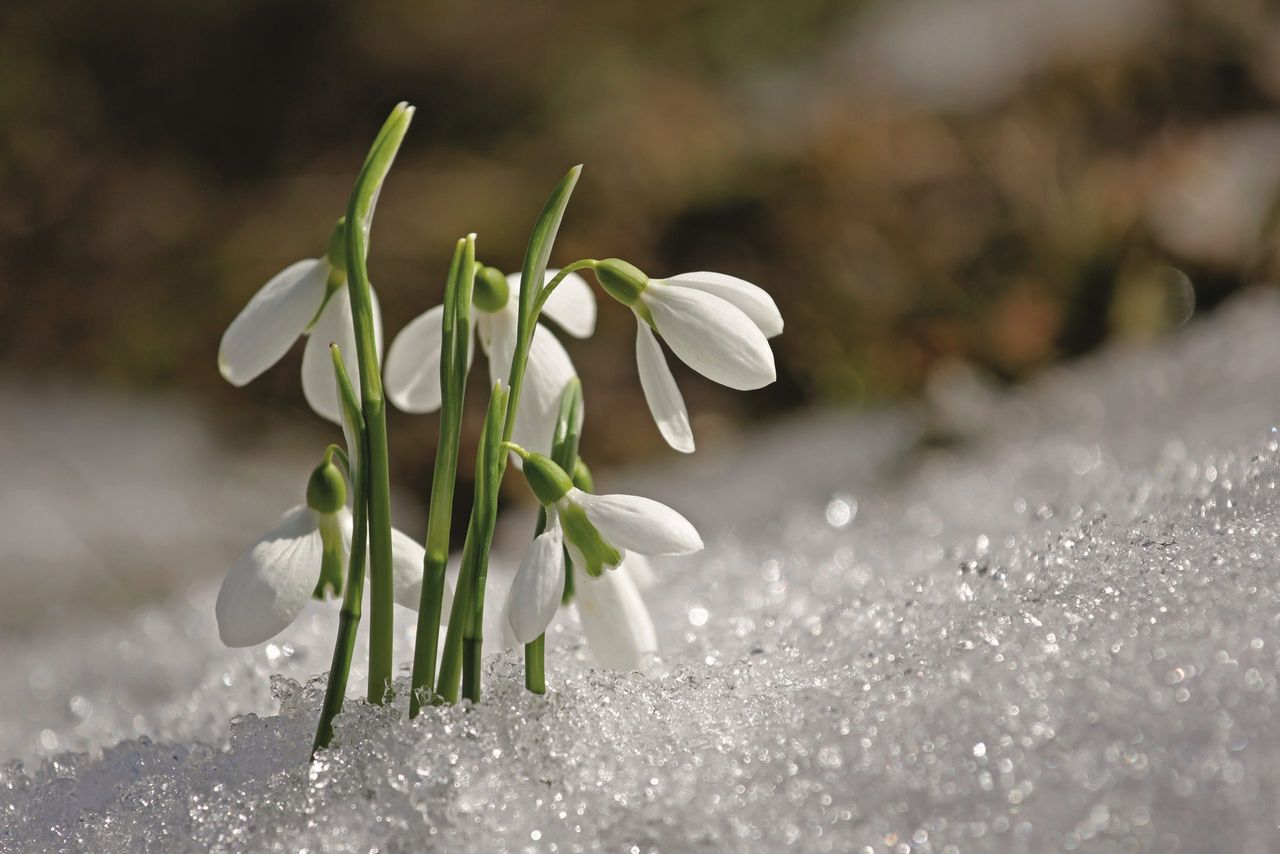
[574,557,657,670]
[511,446,703,578]
[384,268,595,454]
[216,480,443,649]
[217,503,351,647]
[217,218,383,425]
[499,522,660,671]
[596,260,782,454]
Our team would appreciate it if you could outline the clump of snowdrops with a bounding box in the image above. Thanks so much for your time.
[215,104,783,754]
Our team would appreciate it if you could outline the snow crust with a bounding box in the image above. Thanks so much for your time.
[6,292,1280,851]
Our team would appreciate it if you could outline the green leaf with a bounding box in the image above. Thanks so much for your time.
[549,377,584,468]
[518,165,582,322]
[503,165,582,441]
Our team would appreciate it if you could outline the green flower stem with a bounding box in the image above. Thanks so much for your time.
[561,558,575,605]
[323,444,351,476]
[461,385,508,703]
[435,523,475,703]
[532,259,599,316]
[313,346,369,756]
[524,636,546,692]
[409,235,475,718]
[524,379,583,694]
[436,165,581,705]
[344,102,414,703]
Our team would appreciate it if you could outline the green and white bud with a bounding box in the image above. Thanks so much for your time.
[306,459,347,514]
[508,445,574,506]
[473,265,511,313]
[595,258,649,307]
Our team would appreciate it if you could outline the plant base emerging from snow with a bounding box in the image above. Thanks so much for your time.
[215,102,782,754]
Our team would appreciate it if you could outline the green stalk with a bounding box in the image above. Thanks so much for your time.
[409,235,475,717]
[531,260,599,316]
[313,346,369,756]
[435,522,475,703]
[435,384,505,704]
[462,385,508,702]
[436,165,582,704]
[524,379,583,693]
[524,636,546,692]
[344,103,414,703]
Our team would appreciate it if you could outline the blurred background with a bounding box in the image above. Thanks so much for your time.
[4,0,1280,619]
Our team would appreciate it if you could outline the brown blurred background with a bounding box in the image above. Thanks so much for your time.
[3,0,1280,502]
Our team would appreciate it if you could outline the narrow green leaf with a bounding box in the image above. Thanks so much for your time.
[504,165,582,441]
[519,165,582,321]
[342,102,414,704]
[409,235,476,716]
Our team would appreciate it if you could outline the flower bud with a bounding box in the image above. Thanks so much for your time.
[473,265,510,313]
[306,460,347,514]
[595,259,649,306]
[519,450,574,506]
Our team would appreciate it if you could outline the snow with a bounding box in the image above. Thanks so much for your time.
[6,291,1280,851]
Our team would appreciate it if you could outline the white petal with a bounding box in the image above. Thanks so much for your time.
[620,552,657,592]
[505,520,566,643]
[336,506,355,555]
[218,259,329,386]
[635,323,694,453]
[513,324,580,455]
[389,526,452,613]
[643,285,775,391]
[499,589,521,649]
[574,567,656,670]
[384,305,446,413]
[215,506,323,647]
[478,304,518,387]
[302,286,384,424]
[662,272,783,338]
[533,269,596,338]
[574,489,703,555]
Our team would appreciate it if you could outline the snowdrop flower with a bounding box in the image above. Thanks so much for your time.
[384,267,595,454]
[500,540,659,669]
[500,445,701,645]
[593,259,782,453]
[574,558,657,670]
[218,218,383,424]
[215,458,439,647]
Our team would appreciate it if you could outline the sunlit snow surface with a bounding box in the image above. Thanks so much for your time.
[7,293,1280,851]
